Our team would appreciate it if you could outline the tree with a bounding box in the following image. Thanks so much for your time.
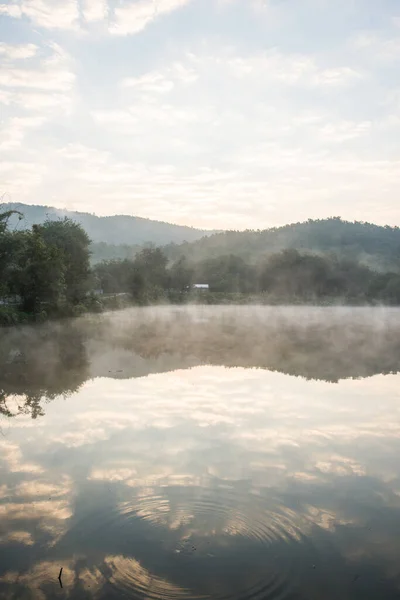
[169,256,194,291]
[0,204,23,299]
[38,218,91,304]
[130,247,168,303]
[15,227,66,314]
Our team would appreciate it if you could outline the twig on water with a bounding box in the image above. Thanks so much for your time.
[58,567,63,588]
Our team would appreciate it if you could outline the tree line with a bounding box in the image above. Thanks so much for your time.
[2,205,400,326]
[162,217,400,273]
[93,246,400,305]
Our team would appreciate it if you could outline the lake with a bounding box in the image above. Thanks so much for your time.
[1,306,400,599]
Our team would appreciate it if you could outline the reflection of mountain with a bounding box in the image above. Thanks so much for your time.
[2,307,400,418]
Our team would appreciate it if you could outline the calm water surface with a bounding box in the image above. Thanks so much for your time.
[1,306,400,599]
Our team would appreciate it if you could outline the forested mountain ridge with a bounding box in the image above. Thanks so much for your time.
[2,203,215,246]
[163,217,400,272]
[3,205,400,270]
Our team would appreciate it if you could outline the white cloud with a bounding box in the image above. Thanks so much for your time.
[121,72,175,94]
[206,49,363,88]
[0,3,22,18]
[0,42,75,129]
[0,116,46,151]
[1,0,193,33]
[0,0,399,226]
[109,0,192,35]
[82,0,108,22]
[0,89,73,113]
[353,32,400,61]
[317,120,371,143]
[20,0,79,30]
[120,63,198,96]
[0,44,75,93]
[0,160,47,197]
[0,43,38,60]
[313,66,363,87]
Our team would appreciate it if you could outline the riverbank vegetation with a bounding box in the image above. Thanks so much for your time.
[2,205,400,326]
[93,247,400,307]
[0,208,100,325]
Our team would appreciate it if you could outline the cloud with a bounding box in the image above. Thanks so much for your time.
[1,0,193,34]
[0,531,34,546]
[0,116,46,151]
[0,42,38,60]
[317,120,371,143]
[82,0,108,23]
[1,0,80,30]
[0,3,22,18]
[0,440,44,473]
[353,32,400,61]
[0,46,75,93]
[0,160,47,197]
[1,0,399,226]
[0,42,75,159]
[109,0,192,35]
[121,72,175,94]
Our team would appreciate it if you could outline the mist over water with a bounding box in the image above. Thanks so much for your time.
[1,306,400,599]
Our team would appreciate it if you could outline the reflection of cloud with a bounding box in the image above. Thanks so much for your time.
[0,499,72,521]
[0,475,73,552]
[105,554,198,598]
[315,455,366,477]
[0,530,34,545]
[0,440,43,474]
[51,427,110,448]
[304,506,353,531]
[15,480,70,498]
[90,467,137,482]
[0,560,74,600]
[2,346,400,596]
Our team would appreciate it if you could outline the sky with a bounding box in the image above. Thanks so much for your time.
[0,0,400,230]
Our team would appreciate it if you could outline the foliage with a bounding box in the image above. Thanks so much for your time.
[93,246,400,306]
[163,217,400,272]
[13,227,66,314]
[130,247,169,304]
[38,218,91,304]
[90,241,141,264]
[0,206,92,323]
[3,204,400,322]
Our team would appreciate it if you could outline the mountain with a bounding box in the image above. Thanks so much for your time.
[2,203,215,247]
[4,205,399,272]
[164,217,400,272]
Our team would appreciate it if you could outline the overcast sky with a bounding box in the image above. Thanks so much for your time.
[0,0,399,229]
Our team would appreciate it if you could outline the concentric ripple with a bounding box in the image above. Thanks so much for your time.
[65,485,318,600]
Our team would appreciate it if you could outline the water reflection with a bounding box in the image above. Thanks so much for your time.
[1,307,400,417]
[1,307,400,599]
[0,323,89,418]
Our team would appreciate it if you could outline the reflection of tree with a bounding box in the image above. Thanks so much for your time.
[2,308,400,422]
[110,310,400,383]
[0,322,89,419]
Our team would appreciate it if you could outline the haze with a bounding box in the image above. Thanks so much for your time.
[1,0,400,229]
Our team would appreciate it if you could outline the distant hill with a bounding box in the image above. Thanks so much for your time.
[3,203,215,247]
[4,206,400,271]
[163,217,400,272]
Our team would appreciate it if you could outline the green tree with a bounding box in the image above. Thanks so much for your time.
[0,204,23,299]
[130,247,168,303]
[169,256,194,291]
[38,218,91,304]
[15,226,66,314]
